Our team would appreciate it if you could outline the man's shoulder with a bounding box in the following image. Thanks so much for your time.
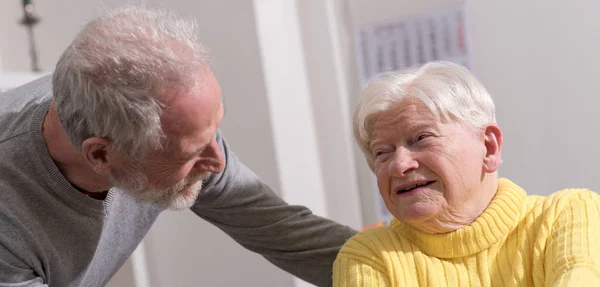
[0,121,44,200]
[0,75,52,144]
[0,74,52,102]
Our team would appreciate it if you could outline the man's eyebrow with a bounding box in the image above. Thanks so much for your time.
[183,145,206,159]
[185,131,221,158]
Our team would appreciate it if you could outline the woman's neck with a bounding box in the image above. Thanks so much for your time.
[415,174,499,234]
[390,178,526,258]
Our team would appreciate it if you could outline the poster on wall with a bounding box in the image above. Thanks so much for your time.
[355,3,473,87]
[354,3,473,223]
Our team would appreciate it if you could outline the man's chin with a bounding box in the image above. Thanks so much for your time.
[115,175,206,211]
[163,181,203,211]
[164,198,194,211]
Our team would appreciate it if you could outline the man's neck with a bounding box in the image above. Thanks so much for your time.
[42,101,112,194]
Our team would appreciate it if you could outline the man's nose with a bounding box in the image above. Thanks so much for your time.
[196,138,225,174]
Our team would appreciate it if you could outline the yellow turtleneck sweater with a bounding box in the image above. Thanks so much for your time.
[333,179,600,286]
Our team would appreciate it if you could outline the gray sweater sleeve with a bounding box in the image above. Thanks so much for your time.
[191,131,357,287]
[0,243,47,287]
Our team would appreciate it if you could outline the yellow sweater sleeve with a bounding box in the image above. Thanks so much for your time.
[545,190,600,287]
[333,233,390,287]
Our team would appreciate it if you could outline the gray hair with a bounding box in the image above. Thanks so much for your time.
[353,61,496,170]
[52,6,209,157]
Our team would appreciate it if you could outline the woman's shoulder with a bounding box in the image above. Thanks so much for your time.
[340,220,408,256]
[336,223,404,268]
[526,188,600,222]
[543,188,600,208]
[343,224,398,247]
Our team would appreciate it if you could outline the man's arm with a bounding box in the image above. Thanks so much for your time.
[0,243,47,287]
[191,131,357,287]
[545,190,600,286]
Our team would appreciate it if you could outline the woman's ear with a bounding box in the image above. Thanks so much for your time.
[482,124,503,173]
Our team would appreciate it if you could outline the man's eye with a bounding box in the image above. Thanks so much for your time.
[417,134,431,141]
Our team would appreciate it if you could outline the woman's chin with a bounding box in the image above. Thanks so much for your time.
[394,202,441,228]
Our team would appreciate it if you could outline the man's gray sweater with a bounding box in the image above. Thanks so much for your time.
[0,76,356,287]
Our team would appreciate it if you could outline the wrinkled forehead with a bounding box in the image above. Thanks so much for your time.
[371,98,439,130]
[159,70,223,145]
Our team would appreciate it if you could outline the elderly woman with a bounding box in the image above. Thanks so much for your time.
[333,61,600,286]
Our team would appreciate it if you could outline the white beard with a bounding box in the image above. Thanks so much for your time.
[141,174,208,211]
[109,163,210,211]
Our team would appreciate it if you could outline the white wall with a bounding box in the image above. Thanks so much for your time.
[295,0,363,229]
[347,0,600,223]
[0,0,104,72]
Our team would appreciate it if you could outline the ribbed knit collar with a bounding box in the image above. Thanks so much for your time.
[390,178,526,258]
[29,99,107,217]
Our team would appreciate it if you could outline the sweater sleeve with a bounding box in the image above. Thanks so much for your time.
[191,131,357,287]
[333,234,390,287]
[545,190,600,287]
[0,241,47,287]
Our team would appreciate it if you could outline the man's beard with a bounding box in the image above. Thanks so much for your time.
[108,160,210,211]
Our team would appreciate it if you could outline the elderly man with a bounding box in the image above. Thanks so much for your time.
[0,7,355,287]
[333,61,600,286]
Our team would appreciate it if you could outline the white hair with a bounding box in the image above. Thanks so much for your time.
[52,6,209,157]
[353,61,496,171]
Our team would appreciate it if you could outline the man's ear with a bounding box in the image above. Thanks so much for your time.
[482,124,503,173]
[81,137,113,176]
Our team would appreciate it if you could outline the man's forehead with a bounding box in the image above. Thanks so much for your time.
[164,93,224,153]
[159,67,220,103]
[163,99,223,133]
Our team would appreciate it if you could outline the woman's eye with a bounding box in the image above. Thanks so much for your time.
[374,150,387,158]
